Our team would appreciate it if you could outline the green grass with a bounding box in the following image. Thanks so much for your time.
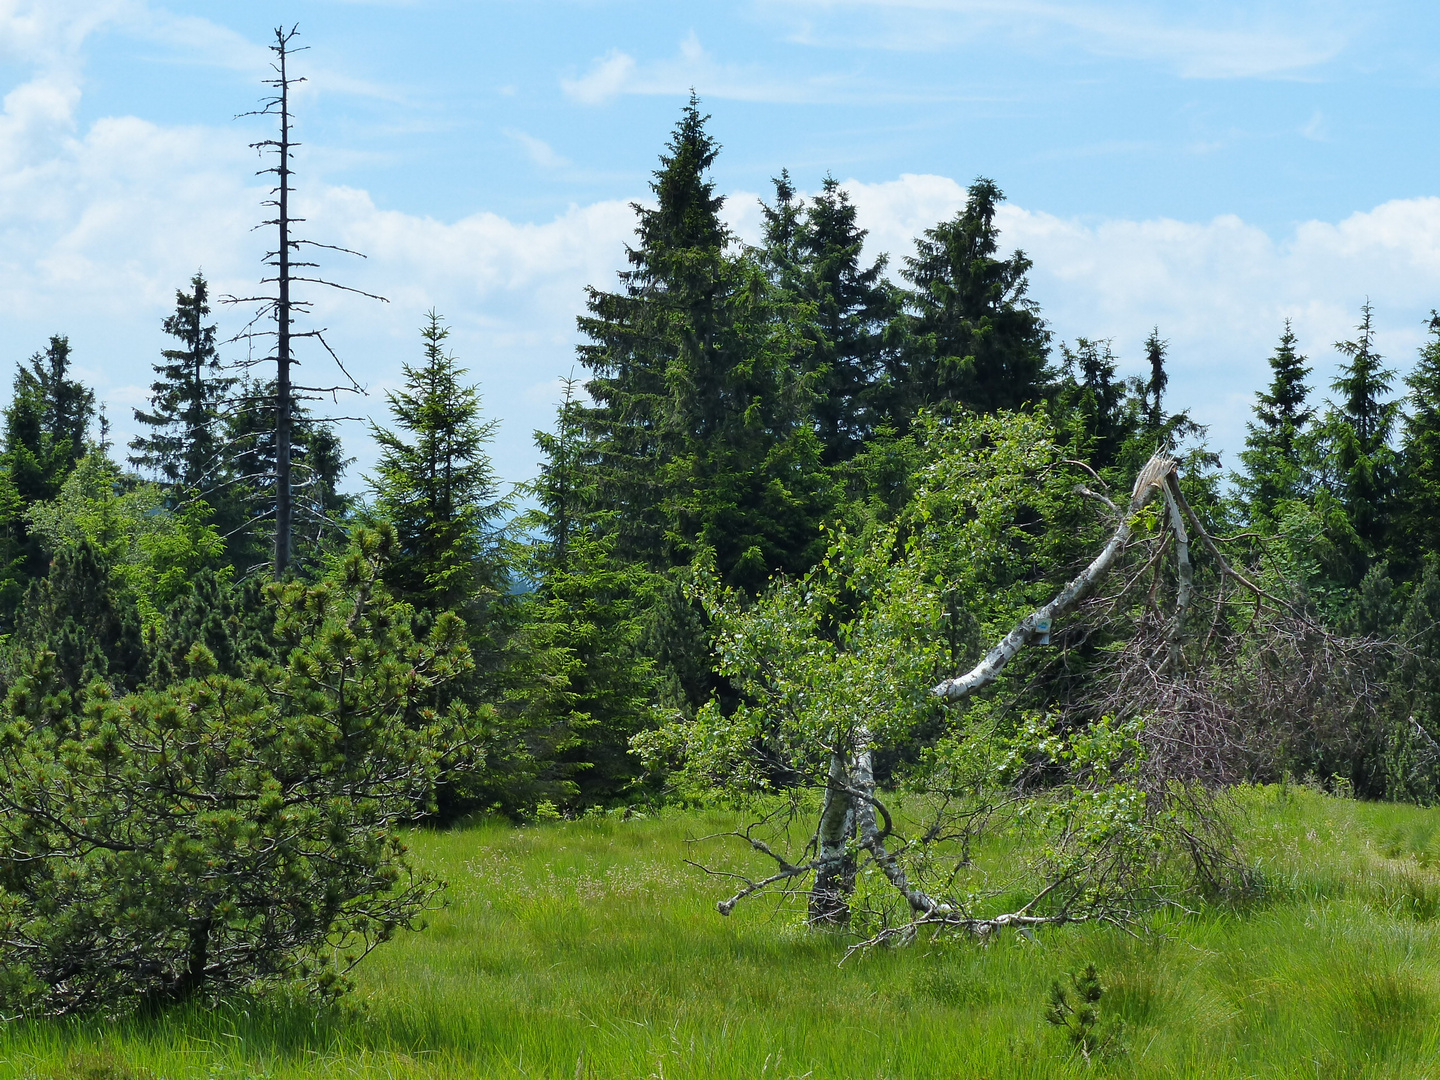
[10,786,1440,1078]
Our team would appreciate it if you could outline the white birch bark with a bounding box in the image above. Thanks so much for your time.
[809,741,858,924]
[931,452,1176,702]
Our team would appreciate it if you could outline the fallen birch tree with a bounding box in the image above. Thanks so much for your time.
[638,411,1384,943]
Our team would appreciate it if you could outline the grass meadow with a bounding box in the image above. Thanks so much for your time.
[9,786,1440,1078]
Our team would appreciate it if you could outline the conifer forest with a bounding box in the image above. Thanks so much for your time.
[8,28,1440,1080]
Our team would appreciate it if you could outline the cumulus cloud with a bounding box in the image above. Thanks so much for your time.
[11,112,1440,489]
[0,120,638,484]
[708,171,1440,473]
[0,0,1433,491]
[0,0,596,486]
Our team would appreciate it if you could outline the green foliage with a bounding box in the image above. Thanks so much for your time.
[369,312,507,619]
[1132,327,1203,458]
[365,314,523,815]
[760,173,898,465]
[3,542,146,695]
[1045,963,1125,1061]
[639,409,1081,797]
[145,569,271,689]
[1395,313,1440,573]
[1053,337,1136,471]
[0,336,98,622]
[514,381,657,808]
[577,97,830,594]
[128,272,232,493]
[4,336,94,504]
[25,451,227,631]
[0,525,477,1015]
[1321,302,1400,563]
[892,177,1051,419]
[222,378,353,574]
[1234,321,1315,525]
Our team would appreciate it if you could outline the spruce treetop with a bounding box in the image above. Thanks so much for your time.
[1333,301,1398,454]
[632,93,728,276]
[897,175,1050,415]
[369,311,504,614]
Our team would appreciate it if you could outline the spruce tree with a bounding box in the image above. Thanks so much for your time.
[223,378,351,574]
[130,273,231,492]
[891,177,1051,420]
[4,336,94,505]
[1054,338,1133,471]
[0,336,97,616]
[1395,313,1440,570]
[3,541,147,694]
[758,169,804,288]
[368,312,506,618]
[577,95,826,591]
[1234,322,1315,524]
[514,380,656,807]
[784,175,897,465]
[1142,328,1169,433]
[1325,302,1399,554]
[1128,327,1201,463]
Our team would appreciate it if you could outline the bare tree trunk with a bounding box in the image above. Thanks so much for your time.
[933,453,1175,702]
[849,730,947,917]
[273,30,294,577]
[1162,480,1193,672]
[227,27,383,577]
[809,742,857,925]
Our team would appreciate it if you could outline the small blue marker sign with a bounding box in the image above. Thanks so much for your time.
[1034,617,1052,645]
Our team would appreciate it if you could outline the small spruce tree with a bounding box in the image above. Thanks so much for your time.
[1395,313,1440,570]
[1234,322,1315,525]
[368,311,507,620]
[1325,302,1399,557]
[4,335,95,505]
[514,379,656,807]
[129,272,231,492]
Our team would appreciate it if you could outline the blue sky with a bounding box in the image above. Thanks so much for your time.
[4,0,1440,490]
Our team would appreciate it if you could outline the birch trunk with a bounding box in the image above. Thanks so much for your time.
[809,742,858,925]
[933,453,1174,702]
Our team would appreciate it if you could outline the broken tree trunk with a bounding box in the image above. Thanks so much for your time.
[706,450,1233,934]
[932,452,1176,703]
[801,451,1184,928]
[809,741,858,925]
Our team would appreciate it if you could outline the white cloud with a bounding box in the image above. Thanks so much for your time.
[561,49,637,106]
[15,96,1440,490]
[0,100,638,484]
[730,170,1440,469]
[840,172,968,259]
[503,129,571,171]
[768,0,1353,78]
[562,33,861,106]
[844,178,1440,463]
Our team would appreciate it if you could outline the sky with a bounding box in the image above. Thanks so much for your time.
[4,0,1440,493]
